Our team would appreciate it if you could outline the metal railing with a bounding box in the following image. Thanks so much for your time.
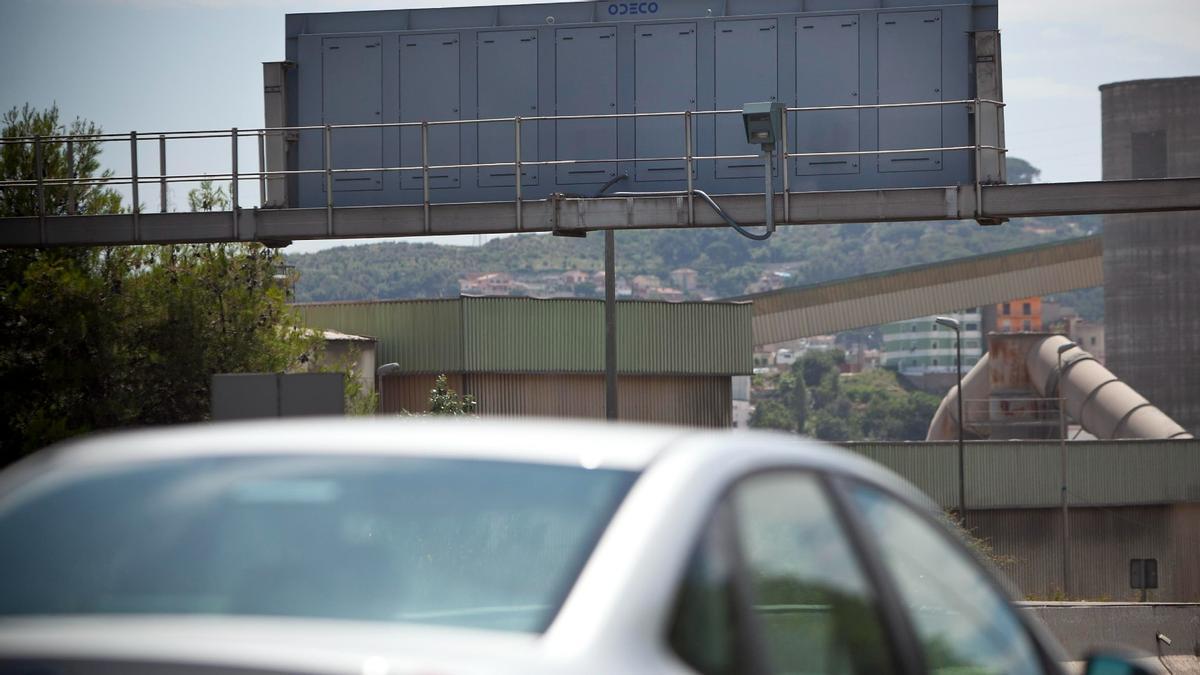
[962,396,1064,431]
[0,98,1005,240]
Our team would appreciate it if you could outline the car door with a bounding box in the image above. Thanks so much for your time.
[838,479,1058,675]
[668,470,905,675]
[668,469,1059,675]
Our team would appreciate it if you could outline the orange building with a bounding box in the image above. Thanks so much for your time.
[996,296,1042,332]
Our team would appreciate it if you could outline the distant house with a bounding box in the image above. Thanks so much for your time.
[631,274,661,293]
[670,268,700,291]
[460,272,516,296]
[562,270,589,286]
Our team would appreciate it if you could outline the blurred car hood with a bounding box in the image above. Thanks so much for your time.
[0,615,556,675]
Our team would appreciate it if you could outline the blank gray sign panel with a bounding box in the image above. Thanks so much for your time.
[878,11,942,173]
[635,23,696,182]
[795,15,860,176]
[323,36,383,191]
[400,33,461,190]
[715,18,778,179]
[555,26,618,185]
[478,30,540,187]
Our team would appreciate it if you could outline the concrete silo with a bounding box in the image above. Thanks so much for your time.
[1101,76,1200,434]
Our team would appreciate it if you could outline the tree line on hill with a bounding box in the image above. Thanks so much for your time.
[288,155,1102,316]
[750,350,943,442]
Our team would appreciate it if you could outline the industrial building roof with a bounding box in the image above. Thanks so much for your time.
[739,235,1102,345]
[296,296,752,376]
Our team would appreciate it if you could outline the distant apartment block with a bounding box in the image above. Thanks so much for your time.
[881,310,983,376]
[995,296,1042,332]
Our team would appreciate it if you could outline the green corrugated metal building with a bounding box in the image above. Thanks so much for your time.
[297,296,752,426]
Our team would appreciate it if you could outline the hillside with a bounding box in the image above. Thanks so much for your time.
[288,158,1104,318]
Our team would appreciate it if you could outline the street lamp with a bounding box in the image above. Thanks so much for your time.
[935,316,965,519]
[1056,341,1076,598]
[376,362,402,414]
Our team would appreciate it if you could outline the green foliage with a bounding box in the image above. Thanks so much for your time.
[428,374,477,416]
[1,104,123,218]
[187,180,230,212]
[749,399,794,431]
[287,163,1097,304]
[0,106,317,462]
[1005,156,1041,184]
[751,350,942,442]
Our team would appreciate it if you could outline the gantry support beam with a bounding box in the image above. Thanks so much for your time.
[1,177,1198,247]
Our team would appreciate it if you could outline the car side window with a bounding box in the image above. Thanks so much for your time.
[848,483,1045,675]
[670,472,898,675]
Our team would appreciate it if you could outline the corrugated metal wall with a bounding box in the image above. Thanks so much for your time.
[844,439,1200,600]
[974,504,1200,601]
[383,372,731,427]
[298,299,463,372]
[299,296,753,375]
[744,236,1102,344]
[844,439,1200,509]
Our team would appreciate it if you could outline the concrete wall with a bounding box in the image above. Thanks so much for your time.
[1021,603,1200,674]
[1102,77,1200,435]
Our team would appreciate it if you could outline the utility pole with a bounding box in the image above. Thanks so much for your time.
[604,230,617,420]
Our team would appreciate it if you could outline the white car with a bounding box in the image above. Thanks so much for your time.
[0,419,1148,675]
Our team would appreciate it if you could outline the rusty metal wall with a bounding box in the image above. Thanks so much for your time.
[380,373,465,414]
[381,373,731,427]
[974,504,1200,602]
[742,236,1102,344]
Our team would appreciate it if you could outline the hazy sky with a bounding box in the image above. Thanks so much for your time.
[2,0,1198,253]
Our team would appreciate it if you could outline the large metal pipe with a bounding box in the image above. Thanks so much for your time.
[926,352,992,441]
[927,336,1192,440]
[1026,335,1192,440]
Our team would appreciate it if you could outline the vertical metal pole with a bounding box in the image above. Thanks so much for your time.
[323,124,333,236]
[684,111,694,225]
[1059,350,1071,598]
[781,109,790,223]
[514,117,523,232]
[158,135,167,213]
[763,150,775,234]
[231,127,239,239]
[956,326,965,521]
[130,131,140,241]
[973,98,983,219]
[258,130,267,207]
[34,136,46,241]
[421,122,431,234]
[604,229,617,420]
[66,140,76,216]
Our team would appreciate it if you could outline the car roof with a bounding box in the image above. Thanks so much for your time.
[13,418,936,514]
[26,417,701,473]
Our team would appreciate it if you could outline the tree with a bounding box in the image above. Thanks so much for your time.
[749,399,794,431]
[187,179,230,212]
[1,104,123,218]
[0,105,317,463]
[428,375,477,415]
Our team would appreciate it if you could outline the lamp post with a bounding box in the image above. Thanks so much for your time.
[935,316,965,519]
[376,362,401,414]
[1056,341,1076,598]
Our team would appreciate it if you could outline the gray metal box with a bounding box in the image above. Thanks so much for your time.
[283,0,998,207]
[211,373,345,420]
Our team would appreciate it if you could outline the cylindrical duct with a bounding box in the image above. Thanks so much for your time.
[1101,77,1200,435]
[1026,335,1191,440]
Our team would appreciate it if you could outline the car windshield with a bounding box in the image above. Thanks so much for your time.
[0,455,637,633]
